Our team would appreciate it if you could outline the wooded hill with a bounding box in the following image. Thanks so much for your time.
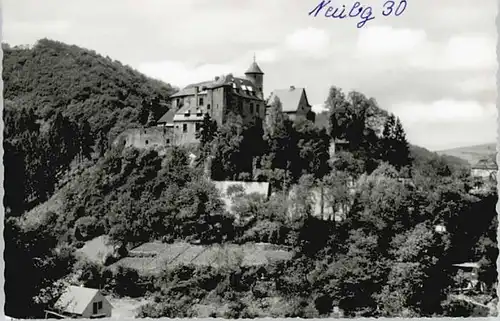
[3,39,497,319]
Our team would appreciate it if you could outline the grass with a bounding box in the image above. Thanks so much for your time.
[110,241,292,275]
[106,296,149,319]
[76,235,115,264]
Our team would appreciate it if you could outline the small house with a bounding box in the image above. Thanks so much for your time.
[50,285,112,319]
[452,262,486,293]
[471,157,497,180]
[266,86,315,122]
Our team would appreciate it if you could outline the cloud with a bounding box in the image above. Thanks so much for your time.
[410,34,496,71]
[455,75,496,95]
[356,26,427,57]
[138,61,236,88]
[393,99,496,125]
[312,103,327,114]
[284,27,331,59]
[354,27,496,72]
[138,47,280,88]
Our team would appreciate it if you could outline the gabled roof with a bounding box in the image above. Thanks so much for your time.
[54,286,100,315]
[453,262,480,269]
[157,109,176,124]
[472,157,497,170]
[267,87,310,113]
[245,61,264,74]
[173,104,205,122]
[170,74,264,100]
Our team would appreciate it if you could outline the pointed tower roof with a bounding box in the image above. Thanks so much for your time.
[245,55,264,74]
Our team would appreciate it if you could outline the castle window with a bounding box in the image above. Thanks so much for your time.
[199,97,204,106]
[183,124,187,133]
[250,103,254,114]
[145,140,149,145]
[207,104,211,110]
[195,123,201,132]
[166,138,170,144]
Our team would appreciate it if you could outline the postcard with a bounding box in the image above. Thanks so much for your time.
[2,0,498,319]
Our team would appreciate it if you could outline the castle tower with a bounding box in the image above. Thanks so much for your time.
[244,54,264,97]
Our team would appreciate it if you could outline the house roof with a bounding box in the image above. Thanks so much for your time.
[453,262,480,269]
[54,286,100,315]
[472,157,497,170]
[173,104,206,122]
[157,109,176,124]
[267,87,310,113]
[170,74,263,100]
[245,61,264,74]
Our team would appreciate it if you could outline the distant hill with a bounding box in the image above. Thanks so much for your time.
[437,143,496,166]
[3,39,176,141]
[410,144,470,173]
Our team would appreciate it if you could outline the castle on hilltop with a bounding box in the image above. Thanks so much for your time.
[116,58,316,148]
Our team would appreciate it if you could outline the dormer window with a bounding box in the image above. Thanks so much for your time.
[185,111,190,117]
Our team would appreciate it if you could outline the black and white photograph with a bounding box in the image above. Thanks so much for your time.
[2,0,498,319]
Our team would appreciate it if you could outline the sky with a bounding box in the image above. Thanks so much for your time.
[3,0,497,151]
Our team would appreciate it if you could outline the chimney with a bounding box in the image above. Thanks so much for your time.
[290,85,295,91]
[194,86,199,108]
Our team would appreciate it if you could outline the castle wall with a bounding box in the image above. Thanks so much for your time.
[114,127,174,150]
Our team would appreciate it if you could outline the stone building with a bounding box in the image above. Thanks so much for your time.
[163,59,267,145]
[118,58,316,149]
[113,127,173,150]
[266,86,315,123]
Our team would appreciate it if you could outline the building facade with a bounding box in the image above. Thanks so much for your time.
[266,86,315,123]
[120,58,317,149]
[164,60,267,145]
[50,286,112,319]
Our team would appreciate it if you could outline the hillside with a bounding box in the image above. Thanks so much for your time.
[3,39,176,140]
[4,39,497,319]
[410,145,470,169]
[437,143,496,165]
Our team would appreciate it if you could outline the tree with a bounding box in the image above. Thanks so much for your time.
[380,223,453,316]
[381,114,411,170]
[197,113,218,148]
[326,86,350,140]
[393,117,411,169]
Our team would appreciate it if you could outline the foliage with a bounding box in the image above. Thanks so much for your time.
[4,40,497,318]
[3,39,175,141]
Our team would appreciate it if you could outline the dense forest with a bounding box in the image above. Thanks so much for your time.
[3,39,497,318]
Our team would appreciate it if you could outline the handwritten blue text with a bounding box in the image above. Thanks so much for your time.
[308,0,408,28]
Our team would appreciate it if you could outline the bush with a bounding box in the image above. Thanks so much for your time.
[74,216,99,241]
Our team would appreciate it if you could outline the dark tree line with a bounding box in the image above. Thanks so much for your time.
[4,103,94,216]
